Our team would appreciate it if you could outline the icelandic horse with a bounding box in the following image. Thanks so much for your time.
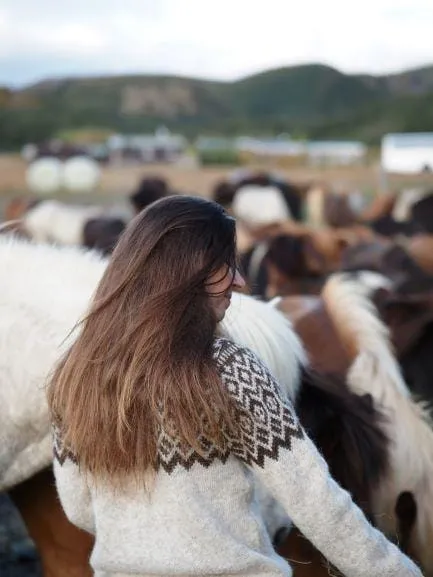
[277,272,433,575]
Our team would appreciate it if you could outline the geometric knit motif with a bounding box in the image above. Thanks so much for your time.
[215,338,305,466]
[157,338,305,473]
[52,337,305,474]
[52,418,78,466]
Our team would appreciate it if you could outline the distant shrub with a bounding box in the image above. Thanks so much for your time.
[197,148,240,166]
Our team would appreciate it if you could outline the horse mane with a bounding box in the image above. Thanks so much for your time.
[322,273,408,397]
[297,367,389,521]
[321,272,433,570]
[219,292,306,402]
[341,270,394,294]
[305,185,326,227]
[392,188,426,222]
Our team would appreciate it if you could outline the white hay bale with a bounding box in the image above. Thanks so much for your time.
[26,158,62,195]
[62,156,101,193]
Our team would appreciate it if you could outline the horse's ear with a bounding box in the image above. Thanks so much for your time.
[302,237,327,275]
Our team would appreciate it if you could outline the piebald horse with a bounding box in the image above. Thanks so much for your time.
[278,273,433,575]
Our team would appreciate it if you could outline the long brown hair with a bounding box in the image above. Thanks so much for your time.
[47,195,238,482]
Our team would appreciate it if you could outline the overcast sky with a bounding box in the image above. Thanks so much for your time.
[1,0,432,87]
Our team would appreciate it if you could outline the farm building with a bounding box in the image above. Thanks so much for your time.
[107,127,188,164]
[306,141,367,166]
[235,136,306,158]
[381,133,433,174]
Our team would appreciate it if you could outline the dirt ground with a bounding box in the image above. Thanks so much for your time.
[2,154,433,211]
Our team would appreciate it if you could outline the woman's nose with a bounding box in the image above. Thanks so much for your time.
[233,268,246,288]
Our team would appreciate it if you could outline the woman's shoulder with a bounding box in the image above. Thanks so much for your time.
[212,337,257,365]
[212,337,272,382]
[212,336,241,360]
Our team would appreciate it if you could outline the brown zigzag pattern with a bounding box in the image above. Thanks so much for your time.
[157,338,304,473]
[52,420,78,466]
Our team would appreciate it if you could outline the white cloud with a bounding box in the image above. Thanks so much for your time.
[0,0,432,85]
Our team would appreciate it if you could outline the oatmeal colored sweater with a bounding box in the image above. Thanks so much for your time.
[53,338,422,577]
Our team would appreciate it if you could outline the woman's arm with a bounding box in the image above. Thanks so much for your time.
[217,340,422,577]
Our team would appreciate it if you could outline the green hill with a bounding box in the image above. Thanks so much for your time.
[1,63,433,149]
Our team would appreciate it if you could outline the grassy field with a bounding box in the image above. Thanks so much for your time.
[1,154,433,216]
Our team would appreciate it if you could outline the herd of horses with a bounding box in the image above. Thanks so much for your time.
[2,169,433,576]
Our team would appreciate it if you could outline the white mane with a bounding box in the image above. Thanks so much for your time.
[392,188,426,222]
[346,271,394,293]
[305,185,325,227]
[323,273,433,571]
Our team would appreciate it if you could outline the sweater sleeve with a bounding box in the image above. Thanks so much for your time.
[217,340,423,577]
[52,423,95,535]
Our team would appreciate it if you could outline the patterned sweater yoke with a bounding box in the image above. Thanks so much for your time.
[52,337,423,577]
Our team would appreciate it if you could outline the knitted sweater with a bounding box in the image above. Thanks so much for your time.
[53,338,422,577]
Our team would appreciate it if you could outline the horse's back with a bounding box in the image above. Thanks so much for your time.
[0,237,106,489]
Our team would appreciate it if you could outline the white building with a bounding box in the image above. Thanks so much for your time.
[234,136,306,158]
[195,137,236,152]
[107,127,188,164]
[381,133,433,174]
[306,141,367,166]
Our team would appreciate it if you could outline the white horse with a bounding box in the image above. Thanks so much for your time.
[21,199,134,247]
[0,237,107,490]
[0,237,305,542]
[322,273,433,574]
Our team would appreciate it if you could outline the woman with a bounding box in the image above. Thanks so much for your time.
[47,195,422,577]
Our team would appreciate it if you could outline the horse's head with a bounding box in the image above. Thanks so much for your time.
[264,233,328,298]
[129,176,168,214]
[82,217,126,256]
[212,180,236,209]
